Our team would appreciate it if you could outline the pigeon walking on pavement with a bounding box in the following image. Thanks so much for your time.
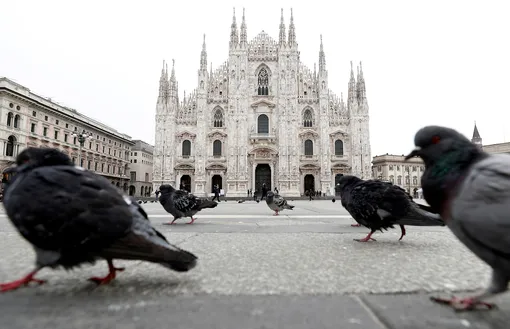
[158,184,218,225]
[337,175,445,242]
[266,191,295,216]
[0,148,197,292]
[406,125,510,311]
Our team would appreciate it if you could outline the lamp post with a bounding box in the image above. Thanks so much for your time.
[72,129,93,167]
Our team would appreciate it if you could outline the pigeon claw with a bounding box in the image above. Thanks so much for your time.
[354,232,377,242]
[430,296,497,311]
[186,217,196,224]
[273,211,279,216]
[88,260,125,286]
[163,218,178,225]
[0,269,46,292]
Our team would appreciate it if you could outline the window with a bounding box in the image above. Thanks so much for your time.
[405,176,410,184]
[213,108,224,128]
[32,111,36,117]
[43,127,48,137]
[13,115,20,128]
[88,160,91,170]
[413,176,418,185]
[44,116,48,121]
[54,131,59,139]
[303,109,313,127]
[64,134,68,142]
[334,140,344,156]
[257,114,269,134]
[80,158,84,167]
[73,137,77,144]
[31,123,36,133]
[397,175,402,185]
[389,175,395,183]
[65,123,69,128]
[304,139,313,156]
[257,68,269,96]
[55,119,59,125]
[130,171,136,181]
[145,173,149,182]
[182,140,191,157]
[389,165,393,170]
[101,163,105,172]
[5,135,16,157]
[94,162,98,171]
[213,140,222,156]
[6,112,13,127]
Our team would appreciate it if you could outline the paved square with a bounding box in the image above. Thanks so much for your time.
[0,200,508,329]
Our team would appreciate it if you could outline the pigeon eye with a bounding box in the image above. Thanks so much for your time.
[431,136,441,144]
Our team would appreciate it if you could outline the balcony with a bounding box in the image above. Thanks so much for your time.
[209,155,226,162]
[330,154,346,161]
[300,155,319,162]
[249,133,276,143]
[177,155,195,163]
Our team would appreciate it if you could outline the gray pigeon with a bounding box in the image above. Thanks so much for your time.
[337,175,444,242]
[0,148,197,292]
[158,184,218,225]
[266,191,294,216]
[406,125,510,311]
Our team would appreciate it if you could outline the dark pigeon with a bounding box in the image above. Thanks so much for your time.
[0,147,197,292]
[266,191,294,216]
[406,125,510,311]
[337,175,445,242]
[158,184,217,225]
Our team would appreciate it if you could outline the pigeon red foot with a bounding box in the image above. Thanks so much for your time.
[398,224,406,241]
[163,218,178,225]
[88,260,125,285]
[0,268,46,292]
[273,211,279,216]
[351,223,361,227]
[354,231,377,242]
[186,217,196,224]
[430,296,497,311]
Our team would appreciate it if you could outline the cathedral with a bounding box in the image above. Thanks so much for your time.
[153,8,371,197]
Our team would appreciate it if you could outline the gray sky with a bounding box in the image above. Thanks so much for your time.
[1,0,508,157]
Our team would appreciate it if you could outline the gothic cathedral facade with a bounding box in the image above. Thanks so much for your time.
[153,9,371,197]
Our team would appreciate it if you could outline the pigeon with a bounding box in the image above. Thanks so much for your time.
[406,125,510,311]
[158,184,218,225]
[266,191,295,216]
[0,147,197,292]
[337,175,445,242]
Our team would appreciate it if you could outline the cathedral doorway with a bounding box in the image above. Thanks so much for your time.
[129,185,135,196]
[304,174,315,192]
[180,175,191,192]
[335,174,344,196]
[211,175,222,193]
[255,164,271,192]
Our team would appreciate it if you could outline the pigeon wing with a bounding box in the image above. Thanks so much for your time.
[172,190,200,213]
[452,154,510,256]
[273,194,287,208]
[4,165,134,252]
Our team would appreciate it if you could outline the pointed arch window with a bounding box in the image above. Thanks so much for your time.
[182,140,191,157]
[304,139,313,156]
[257,114,269,134]
[303,109,313,127]
[6,112,13,127]
[334,140,344,156]
[6,135,16,157]
[213,108,224,128]
[257,68,269,96]
[213,140,222,157]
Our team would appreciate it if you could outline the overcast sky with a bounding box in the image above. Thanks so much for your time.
[1,0,508,157]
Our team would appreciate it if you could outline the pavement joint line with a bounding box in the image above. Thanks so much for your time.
[352,295,391,329]
[0,214,354,219]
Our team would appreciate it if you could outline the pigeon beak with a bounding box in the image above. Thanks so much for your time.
[404,147,421,161]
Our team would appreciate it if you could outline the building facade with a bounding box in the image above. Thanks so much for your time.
[0,77,134,189]
[153,9,371,197]
[371,154,425,194]
[128,140,154,197]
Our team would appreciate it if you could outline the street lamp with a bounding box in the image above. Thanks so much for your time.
[72,129,93,167]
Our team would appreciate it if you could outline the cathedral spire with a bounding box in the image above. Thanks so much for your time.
[158,60,168,102]
[209,62,213,78]
[279,8,286,47]
[471,121,483,147]
[287,8,296,47]
[168,59,178,102]
[357,61,366,101]
[229,7,239,49]
[347,61,356,104]
[319,35,326,72]
[200,34,207,71]
[239,8,247,46]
